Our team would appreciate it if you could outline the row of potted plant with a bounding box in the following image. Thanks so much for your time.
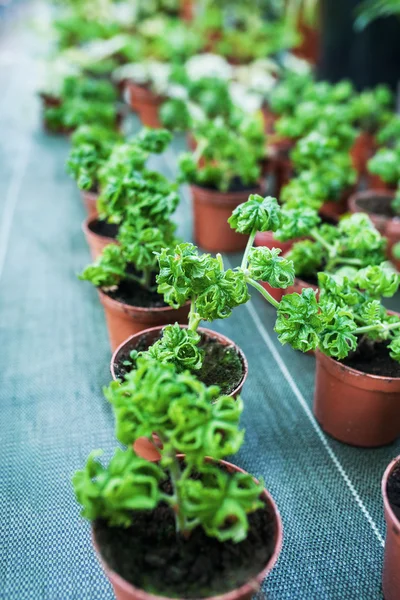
[42,2,400,598]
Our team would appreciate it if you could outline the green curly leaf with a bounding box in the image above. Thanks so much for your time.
[275,287,323,352]
[248,247,295,288]
[228,195,281,235]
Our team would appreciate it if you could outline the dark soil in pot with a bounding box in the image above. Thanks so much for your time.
[341,340,400,378]
[114,331,244,395]
[88,219,119,239]
[355,194,395,218]
[200,176,259,194]
[105,278,168,309]
[387,463,400,521]
[94,473,276,599]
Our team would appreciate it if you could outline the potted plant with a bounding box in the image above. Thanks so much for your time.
[349,85,394,176]
[66,124,121,218]
[366,114,400,189]
[111,194,303,390]
[279,131,357,221]
[178,112,267,252]
[82,128,175,258]
[73,358,283,600]
[80,212,189,351]
[274,210,387,300]
[350,145,400,260]
[313,265,400,447]
[42,76,120,134]
[382,455,400,600]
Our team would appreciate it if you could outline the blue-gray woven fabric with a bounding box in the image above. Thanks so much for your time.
[1,3,399,599]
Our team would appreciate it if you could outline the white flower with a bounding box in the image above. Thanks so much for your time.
[185,53,233,81]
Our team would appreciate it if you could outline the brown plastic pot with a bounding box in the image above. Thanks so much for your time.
[180,0,194,20]
[111,325,247,392]
[319,187,352,222]
[365,172,395,192]
[191,184,263,253]
[92,457,283,600]
[293,22,320,64]
[350,132,376,176]
[382,456,400,600]
[255,230,295,254]
[82,217,118,260]
[126,82,164,128]
[348,189,400,259]
[80,190,99,219]
[314,349,400,447]
[100,294,190,353]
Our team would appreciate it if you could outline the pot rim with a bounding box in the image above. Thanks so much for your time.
[110,324,248,397]
[348,189,396,222]
[99,288,190,317]
[82,216,117,244]
[382,455,400,528]
[92,457,283,600]
[190,183,263,204]
[315,348,400,390]
[126,81,166,103]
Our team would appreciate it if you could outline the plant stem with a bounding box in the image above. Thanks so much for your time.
[354,321,400,335]
[140,268,152,290]
[241,230,257,271]
[188,297,201,332]
[167,451,187,534]
[247,277,280,309]
[310,228,335,255]
[327,257,363,271]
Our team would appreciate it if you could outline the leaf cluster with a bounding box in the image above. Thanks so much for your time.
[67,125,121,191]
[74,358,264,542]
[178,111,266,192]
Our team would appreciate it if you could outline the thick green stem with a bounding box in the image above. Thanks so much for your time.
[247,277,280,309]
[326,256,363,271]
[310,228,335,255]
[241,230,257,271]
[354,321,400,335]
[188,297,202,332]
[167,451,187,534]
[140,268,152,290]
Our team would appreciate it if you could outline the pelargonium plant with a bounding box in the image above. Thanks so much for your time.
[44,96,118,132]
[73,357,264,550]
[349,85,393,134]
[367,143,400,214]
[178,111,266,192]
[96,128,179,224]
[276,210,387,279]
[80,216,177,293]
[66,124,121,192]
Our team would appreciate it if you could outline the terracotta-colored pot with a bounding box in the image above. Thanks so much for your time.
[382,456,400,600]
[82,217,118,260]
[319,188,352,222]
[126,82,164,128]
[255,230,295,254]
[80,190,99,219]
[293,22,320,64]
[39,92,61,108]
[100,293,190,353]
[348,189,400,258]
[351,132,376,176]
[180,0,194,20]
[365,172,395,192]
[92,457,283,600]
[191,184,263,253]
[314,349,400,447]
[262,105,278,136]
[111,325,248,391]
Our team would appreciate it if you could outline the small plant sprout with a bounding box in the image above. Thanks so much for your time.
[73,358,264,543]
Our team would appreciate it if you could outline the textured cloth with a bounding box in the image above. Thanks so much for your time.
[1,4,399,599]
